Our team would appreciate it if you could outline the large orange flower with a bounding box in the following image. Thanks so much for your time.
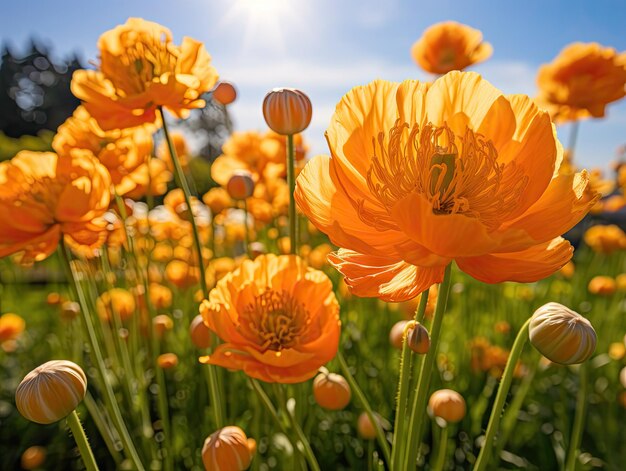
[536,43,626,123]
[295,72,598,302]
[71,18,218,130]
[411,22,492,75]
[199,254,340,383]
[53,106,154,195]
[0,150,111,262]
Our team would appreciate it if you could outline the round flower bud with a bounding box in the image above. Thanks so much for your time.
[313,372,351,410]
[60,301,81,321]
[21,446,46,470]
[16,360,87,424]
[262,88,312,135]
[389,320,409,349]
[357,412,382,440]
[153,315,174,338]
[226,171,255,200]
[157,353,179,369]
[407,322,430,354]
[202,426,252,471]
[428,389,466,423]
[190,315,213,349]
[212,81,238,105]
[529,302,597,365]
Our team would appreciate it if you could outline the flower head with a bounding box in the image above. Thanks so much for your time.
[16,360,87,424]
[199,254,340,383]
[295,72,597,301]
[536,43,626,123]
[428,389,466,423]
[411,22,492,74]
[71,18,218,130]
[53,106,153,195]
[0,150,111,262]
[262,88,313,135]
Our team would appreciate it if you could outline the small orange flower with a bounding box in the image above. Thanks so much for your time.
[0,150,111,263]
[96,288,137,322]
[53,106,153,195]
[583,224,626,254]
[295,73,597,301]
[0,313,25,342]
[199,254,340,383]
[157,353,179,369]
[411,22,492,75]
[71,18,218,130]
[202,187,233,215]
[536,43,626,123]
[588,275,616,296]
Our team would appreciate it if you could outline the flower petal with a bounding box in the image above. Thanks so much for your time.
[328,249,444,302]
[456,237,573,283]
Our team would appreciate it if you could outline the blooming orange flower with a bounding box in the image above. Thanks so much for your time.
[0,313,25,342]
[0,150,111,262]
[199,254,340,383]
[411,22,492,75]
[583,224,626,254]
[536,43,626,123]
[295,72,598,301]
[71,18,218,130]
[124,158,173,200]
[211,130,307,186]
[53,106,153,195]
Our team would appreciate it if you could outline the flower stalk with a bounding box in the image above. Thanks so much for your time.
[473,317,531,471]
[67,410,100,471]
[159,107,225,429]
[403,263,452,470]
[286,133,297,254]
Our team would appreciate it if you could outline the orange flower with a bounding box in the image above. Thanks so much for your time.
[71,18,218,130]
[199,254,340,383]
[211,130,307,186]
[124,158,173,200]
[536,43,626,123]
[295,72,597,301]
[0,150,111,262]
[53,106,153,195]
[0,313,25,342]
[583,224,626,254]
[411,22,492,75]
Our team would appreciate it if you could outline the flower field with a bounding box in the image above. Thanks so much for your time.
[1,12,625,471]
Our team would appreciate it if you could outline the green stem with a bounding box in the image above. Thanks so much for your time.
[58,242,145,471]
[390,291,429,471]
[276,385,320,471]
[286,133,297,255]
[432,422,449,471]
[567,120,580,162]
[249,379,289,436]
[404,263,452,470]
[337,350,391,465]
[473,318,531,471]
[159,107,225,429]
[67,410,100,471]
[564,363,588,471]
[83,393,122,465]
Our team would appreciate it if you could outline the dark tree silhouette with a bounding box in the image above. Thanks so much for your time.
[0,39,81,137]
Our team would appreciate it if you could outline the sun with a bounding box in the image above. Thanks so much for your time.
[218,0,304,54]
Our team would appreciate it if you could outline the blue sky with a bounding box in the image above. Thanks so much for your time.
[2,0,626,171]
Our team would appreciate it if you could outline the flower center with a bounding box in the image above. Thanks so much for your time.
[360,121,527,231]
[105,34,178,94]
[241,288,310,352]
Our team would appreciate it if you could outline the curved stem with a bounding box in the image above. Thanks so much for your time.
[243,198,251,258]
[58,242,145,471]
[473,318,531,471]
[286,134,297,254]
[67,410,100,471]
[404,263,452,470]
[564,363,588,471]
[432,422,449,471]
[159,107,225,429]
[390,291,429,471]
[337,350,391,465]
